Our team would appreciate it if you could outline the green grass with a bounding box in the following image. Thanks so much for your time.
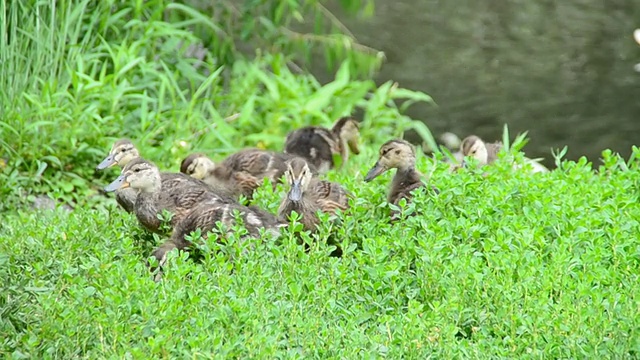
[0,0,429,211]
[3,0,640,358]
[3,147,640,358]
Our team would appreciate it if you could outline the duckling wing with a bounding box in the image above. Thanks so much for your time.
[162,186,233,225]
[223,149,266,173]
[160,172,209,191]
[172,201,278,246]
[231,171,263,198]
[169,201,227,246]
[312,180,350,213]
[225,149,287,184]
[284,127,336,170]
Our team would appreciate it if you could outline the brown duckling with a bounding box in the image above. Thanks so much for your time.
[365,139,435,218]
[180,149,315,202]
[151,199,285,279]
[97,139,236,211]
[96,139,140,212]
[96,138,140,170]
[460,135,549,173]
[283,116,361,173]
[277,158,351,232]
[104,157,237,233]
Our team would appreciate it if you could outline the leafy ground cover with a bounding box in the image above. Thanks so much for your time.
[2,0,640,358]
[3,147,640,358]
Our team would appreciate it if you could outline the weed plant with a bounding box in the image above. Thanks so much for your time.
[2,0,640,358]
[0,0,431,211]
[3,145,640,358]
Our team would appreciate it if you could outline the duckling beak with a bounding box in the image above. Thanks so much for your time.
[364,162,386,182]
[104,175,130,192]
[96,155,117,170]
[288,180,303,201]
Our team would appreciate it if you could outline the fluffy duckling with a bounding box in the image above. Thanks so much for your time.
[96,139,140,212]
[365,139,434,218]
[96,138,140,170]
[151,199,285,280]
[460,135,549,173]
[180,149,315,202]
[460,135,503,166]
[283,116,361,173]
[104,158,237,233]
[277,158,351,232]
[97,139,236,211]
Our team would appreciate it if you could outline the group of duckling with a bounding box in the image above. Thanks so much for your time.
[97,116,546,280]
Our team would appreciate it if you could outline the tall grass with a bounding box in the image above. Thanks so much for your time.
[0,0,433,211]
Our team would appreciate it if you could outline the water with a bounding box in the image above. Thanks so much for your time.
[317,0,640,167]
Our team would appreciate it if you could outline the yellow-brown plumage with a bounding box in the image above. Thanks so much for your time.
[365,139,436,219]
[104,157,237,233]
[283,117,361,173]
[180,149,315,202]
[278,157,351,232]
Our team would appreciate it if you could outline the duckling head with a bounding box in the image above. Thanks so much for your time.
[97,139,139,170]
[284,158,314,202]
[460,135,489,165]
[439,132,462,150]
[104,157,161,193]
[365,139,416,181]
[333,117,361,155]
[180,153,215,179]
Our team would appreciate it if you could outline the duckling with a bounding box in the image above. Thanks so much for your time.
[460,135,549,173]
[278,158,351,232]
[151,199,285,279]
[104,157,237,233]
[283,116,361,173]
[180,149,315,202]
[96,138,140,170]
[460,135,503,166]
[97,139,236,211]
[365,139,435,218]
[524,159,550,173]
[96,139,140,212]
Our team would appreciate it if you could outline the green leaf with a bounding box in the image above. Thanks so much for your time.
[303,60,351,114]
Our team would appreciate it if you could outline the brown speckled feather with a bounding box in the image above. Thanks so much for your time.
[284,127,337,173]
[184,149,306,201]
[135,183,236,233]
[112,158,238,234]
[231,171,264,198]
[278,158,350,232]
[152,200,283,267]
[310,179,350,213]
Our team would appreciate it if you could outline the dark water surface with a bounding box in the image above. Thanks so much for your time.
[318,1,640,166]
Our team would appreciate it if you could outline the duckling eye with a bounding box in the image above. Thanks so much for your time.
[134,168,141,173]
[394,150,401,155]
